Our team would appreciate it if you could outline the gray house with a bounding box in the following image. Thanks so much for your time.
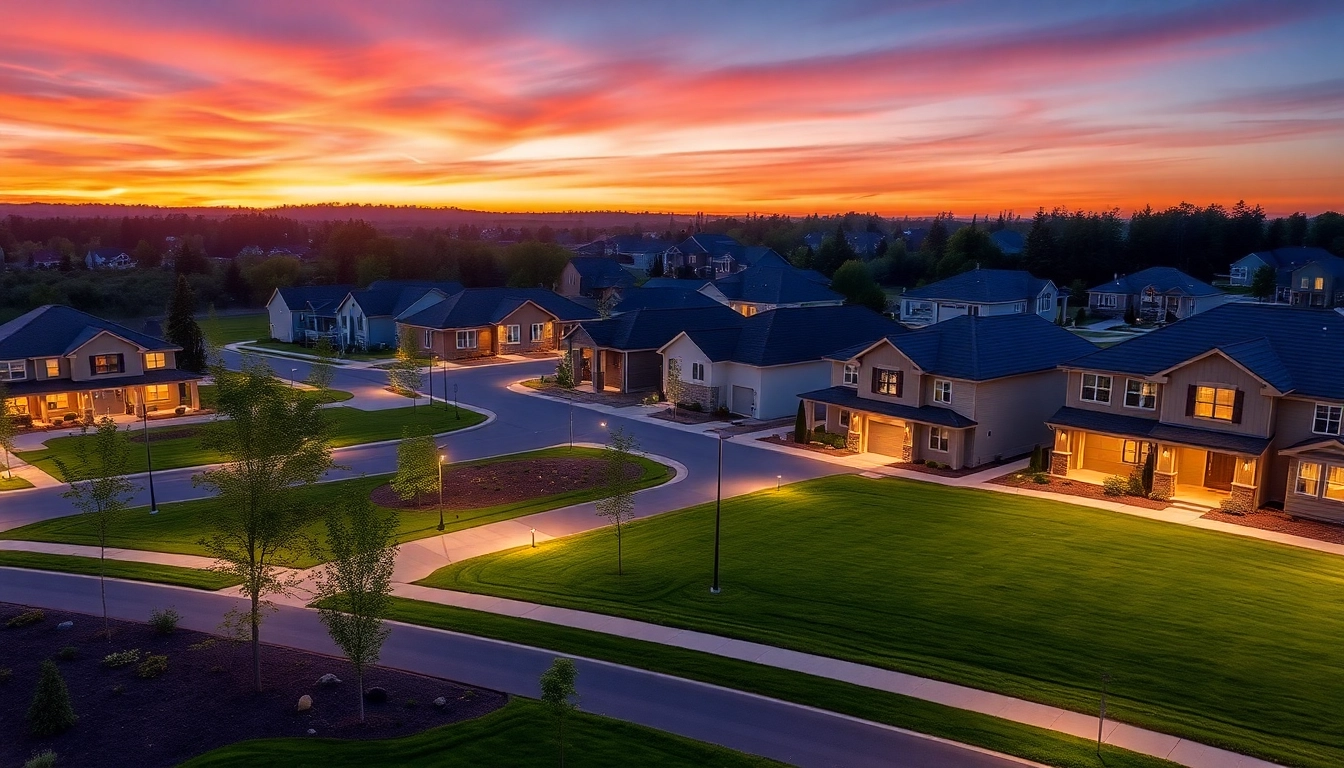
[1287,255,1344,309]
[899,268,1057,326]
[1087,267,1225,322]
[1228,246,1331,287]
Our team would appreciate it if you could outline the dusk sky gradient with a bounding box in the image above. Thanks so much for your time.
[2,0,1342,215]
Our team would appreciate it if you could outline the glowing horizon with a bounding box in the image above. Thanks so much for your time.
[2,0,1342,217]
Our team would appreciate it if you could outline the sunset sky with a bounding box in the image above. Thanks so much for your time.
[1,0,1341,215]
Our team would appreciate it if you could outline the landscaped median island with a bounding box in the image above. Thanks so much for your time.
[0,448,673,570]
[15,403,487,481]
[416,474,1344,768]
[0,475,35,491]
[0,551,241,590]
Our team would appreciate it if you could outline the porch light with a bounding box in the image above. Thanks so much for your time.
[1161,449,1170,457]
[1242,460,1251,471]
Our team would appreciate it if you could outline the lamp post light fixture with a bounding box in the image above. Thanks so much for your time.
[142,403,159,515]
[776,474,782,491]
[437,453,447,531]
[289,368,298,388]
[531,527,536,548]
[453,383,459,419]
[711,432,725,595]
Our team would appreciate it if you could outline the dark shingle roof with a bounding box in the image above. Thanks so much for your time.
[1046,407,1271,455]
[5,367,203,397]
[682,305,901,367]
[568,257,637,292]
[399,288,595,329]
[902,268,1051,304]
[1241,246,1333,271]
[1087,267,1221,297]
[641,278,712,291]
[276,285,355,316]
[0,305,179,359]
[801,385,977,428]
[351,280,464,317]
[675,234,742,256]
[1062,303,1344,400]
[714,264,842,305]
[573,305,743,351]
[837,314,1096,381]
[1303,254,1344,278]
[989,230,1024,255]
[607,287,722,312]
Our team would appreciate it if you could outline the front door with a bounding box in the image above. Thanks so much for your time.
[1204,452,1236,491]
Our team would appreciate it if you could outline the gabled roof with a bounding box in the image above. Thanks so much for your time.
[838,314,1096,381]
[573,305,743,351]
[605,287,723,312]
[989,230,1024,255]
[902,268,1052,304]
[1087,267,1221,297]
[347,280,463,318]
[739,246,788,268]
[87,247,131,260]
[1239,246,1333,270]
[675,234,743,256]
[568,257,637,292]
[0,305,178,359]
[398,288,595,329]
[1297,253,1344,278]
[1063,303,1344,400]
[276,284,355,315]
[675,305,901,367]
[714,263,842,305]
[608,235,669,255]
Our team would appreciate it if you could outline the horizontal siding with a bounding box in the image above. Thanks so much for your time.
[1159,354,1274,437]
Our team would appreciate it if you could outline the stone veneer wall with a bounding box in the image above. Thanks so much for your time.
[1225,483,1255,514]
[1050,451,1071,476]
[1151,471,1175,500]
[680,382,720,411]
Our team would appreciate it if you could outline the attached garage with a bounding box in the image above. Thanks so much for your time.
[867,420,906,457]
[730,385,756,417]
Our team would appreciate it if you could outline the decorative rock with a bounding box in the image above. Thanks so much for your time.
[364,686,388,704]
[56,621,73,630]
[432,696,447,708]
[317,673,342,686]
[307,729,316,735]
[297,694,312,712]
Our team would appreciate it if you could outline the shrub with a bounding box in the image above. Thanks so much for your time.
[1218,497,1246,515]
[1101,475,1129,496]
[149,608,181,635]
[56,646,77,661]
[24,750,58,768]
[137,654,169,679]
[1031,472,1050,484]
[1127,470,1146,497]
[0,667,12,684]
[27,660,77,737]
[102,649,141,668]
[1028,445,1043,473]
[554,354,575,389]
[6,610,45,629]
[713,406,731,418]
[938,462,951,470]
[1073,306,1087,325]
[793,401,807,444]
[925,460,939,468]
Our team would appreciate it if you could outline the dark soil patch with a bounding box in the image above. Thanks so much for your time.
[652,407,730,424]
[760,434,855,456]
[127,426,205,444]
[369,457,634,511]
[990,472,1171,510]
[0,603,505,768]
[894,454,1025,478]
[1202,508,1344,544]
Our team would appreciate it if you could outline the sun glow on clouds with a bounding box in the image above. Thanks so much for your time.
[0,0,1341,214]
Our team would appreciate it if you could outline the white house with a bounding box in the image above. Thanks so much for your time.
[898,268,1057,326]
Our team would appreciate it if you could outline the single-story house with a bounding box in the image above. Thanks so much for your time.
[1228,246,1331,287]
[557,256,637,299]
[85,248,136,270]
[564,304,744,393]
[335,280,464,352]
[658,304,902,419]
[799,313,1096,468]
[397,288,595,361]
[266,284,355,343]
[898,268,1057,326]
[0,304,203,423]
[1087,267,1226,322]
[713,258,844,316]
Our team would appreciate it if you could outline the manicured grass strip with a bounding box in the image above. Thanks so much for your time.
[198,384,354,409]
[1,448,673,569]
[375,598,1175,768]
[180,697,782,768]
[418,475,1344,768]
[0,550,241,590]
[242,339,392,361]
[200,312,268,345]
[0,476,35,491]
[15,403,487,480]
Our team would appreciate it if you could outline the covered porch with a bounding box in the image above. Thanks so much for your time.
[3,373,204,428]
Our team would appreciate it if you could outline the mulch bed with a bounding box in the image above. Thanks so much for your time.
[990,472,1171,510]
[369,457,631,511]
[759,434,855,456]
[1201,508,1344,545]
[0,603,505,768]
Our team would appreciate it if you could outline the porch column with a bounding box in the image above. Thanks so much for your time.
[901,424,913,463]
[846,414,862,451]
[1049,428,1072,476]
[592,348,603,393]
[1152,443,1177,500]
[1226,455,1259,513]
[188,381,200,410]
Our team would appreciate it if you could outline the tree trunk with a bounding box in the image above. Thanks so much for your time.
[251,593,262,692]
[357,665,365,722]
[99,542,108,641]
[560,716,566,768]
[616,527,622,576]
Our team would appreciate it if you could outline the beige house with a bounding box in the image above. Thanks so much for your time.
[0,305,202,425]
[395,288,594,362]
[1047,303,1344,517]
[799,314,1096,470]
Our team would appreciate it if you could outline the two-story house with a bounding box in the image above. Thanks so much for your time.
[662,234,743,277]
[1228,246,1328,289]
[1086,266,1226,322]
[557,257,636,299]
[266,284,354,344]
[1287,254,1344,309]
[1046,303,1344,518]
[395,288,595,362]
[799,314,1095,469]
[334,280,463,352]
[898,268,1057,326]
[0,305,203,424]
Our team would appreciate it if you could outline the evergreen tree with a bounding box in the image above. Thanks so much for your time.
[1250,265,1277,301]
[1022,210,1057,277]
[165,275,207,372]
[794,401,808,445]
[920,218,949,263]
[815,226,856,276]
[27,660,77,737]
[223,258,249,306]
[831,260,888,312]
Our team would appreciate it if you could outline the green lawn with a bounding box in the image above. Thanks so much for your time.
[198,384,354,409]
[0,475,35,491]
[1,448,672,568]
[243,339,393,362]
[0,550,241,589]
[180,698,782,768]
[418,475,1344,768]
[201,313,269,345]
[15,403,487,480]
[374,598,1174,768]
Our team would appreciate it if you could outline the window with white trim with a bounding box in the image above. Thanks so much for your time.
[0,361,25,381]
[1313,404,1343,435]
[1080,373,1111,404]
[45,393,69,410]
[1013,301,1026,313]
[838,410,850,428]
[691,362,704,381]
[1098,294,1117,308]
[505,324,521,344]
[1037,294,1052,313]
[1327,466,1344,502]
[842,364,859,386]
[1121,440,1150,465]
[531,323,546,342]
[456,330,476,349]
[1124,379,1156,410]
[1297,461,1322,496]
[1300,277,1310,289]
[933,379,952,404]
[44,358,60,377]
[928,427,949,452]
[144,352,166,370]
[1230,266,1248,282]
[90,354,123,375]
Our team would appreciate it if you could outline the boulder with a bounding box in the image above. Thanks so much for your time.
[297,694,312,712]
[317,673,342,686]
[432,696,447,708]
[307,729,316,735]
[56,621,73,630]
[364,687,388,704]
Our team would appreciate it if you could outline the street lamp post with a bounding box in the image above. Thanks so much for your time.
[437,453,446,531]
[711,433,724,594]
[289,368,297,388]
[453,383,459,419]
[142,403,158,515]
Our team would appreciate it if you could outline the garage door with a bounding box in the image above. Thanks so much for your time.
[867,420,905,457]
[731,385,755,416]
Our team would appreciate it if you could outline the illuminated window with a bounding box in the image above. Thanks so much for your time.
[44,358,60,377]
[1122,440,1151,465]
[1193,386,1236,421]
[1124,380,1157,410]
[1081,374,1111,404]
[144,352,166,370]
[90,354,123,375]
[45,393,69,410]
[144,384,170,401]
[933,379,952,404]
[531,323,546,342]
[1315,277,1325,290]
[4,396,28,415]
[1326,466,1344,502]
[928,427,949,452]
[1314,404,1342,435]
[874,369,902,396]
[1296,462,1322,496]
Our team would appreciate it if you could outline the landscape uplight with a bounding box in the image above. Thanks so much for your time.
[437,452,447,531]
[531,528,536,548]
[776,474,782,491]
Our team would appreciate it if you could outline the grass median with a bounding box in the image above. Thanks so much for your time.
[0,550,240,590]
[0,476,35,491]
[417,474,1344,768]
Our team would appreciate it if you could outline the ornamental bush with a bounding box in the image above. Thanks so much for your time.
[149,608,181,635]
[137,654,169,679]
[27,660,77,737]
[1101,475,1129,496]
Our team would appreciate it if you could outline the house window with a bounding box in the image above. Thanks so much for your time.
[1193,385,1236,421]
[1013,301,1026,313]
[1314,404,1343,435]
[4,396,28,415]
[44,358,60,377]
[358,316,364,331]
[813,402,826,421]
[1296,461,1322,496]
[838,410,850,429]
[1121,440,1151,465]
[873,368,902,397]
[90,354,124,375]
[842,364,859,386]
[1098,294,1117,308]
[1230,266,1247,282]
[1326,466,1344,501]
[1124,380,1157,410]
[691,362,705,381]
[46,393,69,410]
[933,379,952,404]
[1315,277,1325,290]
[1300,277,1310,289]
[531,323,546,342]
[144,352,166,370]
[1037,295,1052,313]
[505,324,521,344]
[144,384,170,401]
[0,361,25,381]
[1080,373,1111,404]
[456,330,476,349]
[424,330,433,348]
[928,427,949,452]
